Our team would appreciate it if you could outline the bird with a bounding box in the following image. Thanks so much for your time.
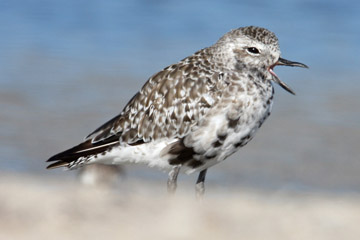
[47,26,308,198]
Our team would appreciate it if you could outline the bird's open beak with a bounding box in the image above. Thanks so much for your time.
[268,57,308,95]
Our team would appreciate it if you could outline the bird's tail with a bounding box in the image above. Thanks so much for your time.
[46,136,119,169]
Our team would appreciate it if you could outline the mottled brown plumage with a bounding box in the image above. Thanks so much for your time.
[47,26,307,196]
[86,48,229,145]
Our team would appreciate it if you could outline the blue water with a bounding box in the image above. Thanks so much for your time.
[0,0,359,192]
[1,0,359,79]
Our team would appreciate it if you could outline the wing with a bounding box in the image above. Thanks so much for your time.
[47,49,227,169]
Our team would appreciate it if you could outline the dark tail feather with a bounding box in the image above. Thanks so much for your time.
[46,135,120,169]
[46,160,70,169]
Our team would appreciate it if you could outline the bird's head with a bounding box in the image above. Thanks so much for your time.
[215,26,308,94]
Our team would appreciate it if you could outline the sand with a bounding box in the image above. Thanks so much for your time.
[1,173,359,240]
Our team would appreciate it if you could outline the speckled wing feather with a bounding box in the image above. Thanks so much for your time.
[47,48,228,168]
[86,49,227,145]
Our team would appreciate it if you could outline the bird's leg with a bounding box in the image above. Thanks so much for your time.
[195,169,207,200]
[167,165,181,195]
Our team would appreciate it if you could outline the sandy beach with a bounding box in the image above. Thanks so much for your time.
[1,173,359,240]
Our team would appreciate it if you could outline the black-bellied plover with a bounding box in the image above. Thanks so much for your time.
[47,26,308,197]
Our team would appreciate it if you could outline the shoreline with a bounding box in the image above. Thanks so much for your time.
[1,172,359,240]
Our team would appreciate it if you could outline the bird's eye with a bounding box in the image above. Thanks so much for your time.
[246,47,260,54]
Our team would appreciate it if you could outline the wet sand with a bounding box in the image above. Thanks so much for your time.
[1,173,359,240]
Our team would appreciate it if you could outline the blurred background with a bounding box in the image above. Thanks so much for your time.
[0,0,360,239]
